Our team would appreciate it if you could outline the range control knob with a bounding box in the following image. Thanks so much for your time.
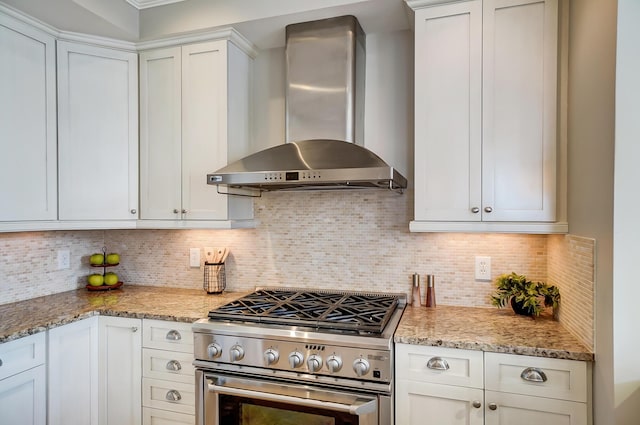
[207,342,222,359]
[326,355,343,373]
[353,358,371,377]
[263,348,280,366]
[230,344,245,362]
[288,351,304,368]
[307,354,323,373]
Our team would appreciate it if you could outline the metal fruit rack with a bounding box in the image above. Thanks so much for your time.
[87,246,123,291]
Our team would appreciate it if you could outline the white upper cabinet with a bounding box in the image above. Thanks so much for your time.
[139,38,253,226]
[409,0,564,233]
[482,0,558,223]
[57,40,139,221]
[0,14,57,222]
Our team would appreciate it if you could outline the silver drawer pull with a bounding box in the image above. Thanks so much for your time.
[166,330,181,341]
[165,389,182,402]
[426,357,450,371]
[166,360,182,371]
[520,367,547,383]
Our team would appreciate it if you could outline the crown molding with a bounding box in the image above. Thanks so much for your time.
[136,27,258,58]
[124,0,188,10]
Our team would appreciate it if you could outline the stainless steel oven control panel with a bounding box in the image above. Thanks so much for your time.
[194,332,392,383]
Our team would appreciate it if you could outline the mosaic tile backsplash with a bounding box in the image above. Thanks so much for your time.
[0,191,594,349]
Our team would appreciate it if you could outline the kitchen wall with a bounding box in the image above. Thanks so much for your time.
[0,25,595,352]
[0,190,595,352]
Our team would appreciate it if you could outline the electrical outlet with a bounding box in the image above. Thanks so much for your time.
[475,256,491,281]
[57,250,70,270]
[189,248,201,268]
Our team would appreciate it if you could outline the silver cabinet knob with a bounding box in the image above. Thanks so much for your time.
[166,360,182,371]
[426,356,450,371]
[488,402,498,411]
[230,344,245,362]
[131,327,138,333]
[307,354,323,373]
[130,209,137,214]
[0,358,3,367]
[484,206,493,213]
[165,390,182,402]
[353,358,370,377]
[207,342,222,359]
[326,355,343,373]
[471,207,480,213]
[520,367,548,382]
[173,209,180,214]
[288,351,304,368]
[165,329,181,341]
[181,209,187,214]
[472,400,481,408]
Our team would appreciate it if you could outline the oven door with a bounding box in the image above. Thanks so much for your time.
[199,371,379,425]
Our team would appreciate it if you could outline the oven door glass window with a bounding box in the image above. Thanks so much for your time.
[221,394,359,425]
[205,373,378,425]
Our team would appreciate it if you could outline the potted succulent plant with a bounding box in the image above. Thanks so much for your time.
[490,272,560,317]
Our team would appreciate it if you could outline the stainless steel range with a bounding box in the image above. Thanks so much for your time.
[193,288,406,425]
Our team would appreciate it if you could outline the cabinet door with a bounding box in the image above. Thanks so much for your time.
[181,41,231,220]
[143,407,195,425]
[48,317,99,425]
[482,0,558,221]
[57,41,138,220]
[396,379,484,425]
[414,1,482,221]
[484,390,587,425]
[139,47,182,220]
[0,365,46,425]
[0,15,57,221]
[99,316,142,425]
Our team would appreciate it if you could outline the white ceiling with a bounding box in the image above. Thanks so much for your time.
[0,0,412,49]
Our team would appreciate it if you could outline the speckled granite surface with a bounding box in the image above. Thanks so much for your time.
[0,286,246,344]
[1,288,594,362]
[395,305,593,362]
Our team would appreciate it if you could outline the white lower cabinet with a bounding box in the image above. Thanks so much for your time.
[99,316,142,425]
[143,407,195,425]
[0,333,46,425]
[49,317,100,425]
[395,344,591,425]
[142,320,195,425]
[48,316,143,425]
[396,379,484,425]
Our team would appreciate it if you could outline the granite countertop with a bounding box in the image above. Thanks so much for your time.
[2,288,594,362]
[0,285,247,344]
[395,305,594,362]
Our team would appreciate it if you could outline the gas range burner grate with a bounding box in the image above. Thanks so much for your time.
[208,288,400,334]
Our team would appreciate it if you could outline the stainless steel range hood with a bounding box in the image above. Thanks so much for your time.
[208,15,407,195]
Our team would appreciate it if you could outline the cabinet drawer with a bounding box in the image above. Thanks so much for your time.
[485,353,588,402]
[484,390,588,424]
[0,333,46,380]
[143,348,195,384]
[396,344,484,388]
[143,378,195,415]
[142,407,194,425]
[143,320,193,353]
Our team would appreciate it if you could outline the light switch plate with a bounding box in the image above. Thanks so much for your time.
[189,248,200,268]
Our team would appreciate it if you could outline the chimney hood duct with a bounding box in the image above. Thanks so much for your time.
[208,15,407,195]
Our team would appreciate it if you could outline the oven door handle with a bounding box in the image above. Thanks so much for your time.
[207,382,377,416]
